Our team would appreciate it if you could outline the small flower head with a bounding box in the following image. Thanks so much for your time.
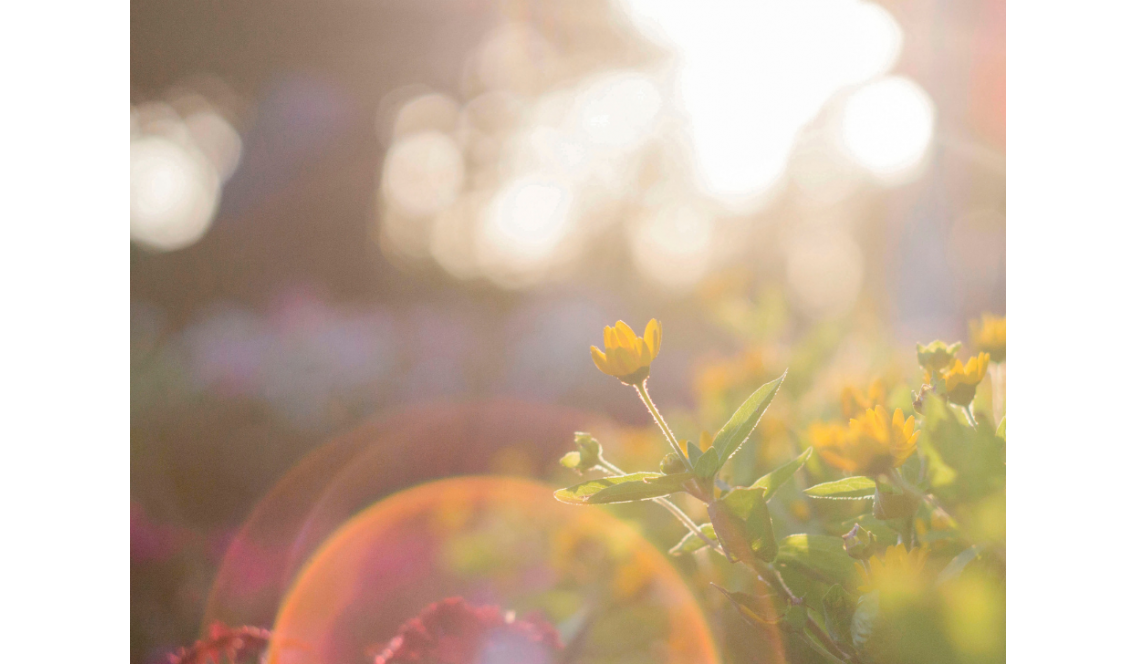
[942,352,990,405]
[812,406,920,476]
[916,340,962,375]
[590,319,662,384]
[856,545,930,594]
[969,314,1006,363]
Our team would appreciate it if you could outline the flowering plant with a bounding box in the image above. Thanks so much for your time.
[557,314,1006,664]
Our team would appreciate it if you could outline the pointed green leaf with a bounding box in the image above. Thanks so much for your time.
[709,486,778,564]
[750,447,813,498]
[710,584,781,627]
[554,472,692,505]
[669,523,717,556]
[693,446,720,479]
[804,476,876,499]
[685,439,702,465]
[996,416,1006,440]
[775,534,859,587]
[710,370,787,471]
[822,584,855,645]
[851,591,879,650]
[936,545,982,586]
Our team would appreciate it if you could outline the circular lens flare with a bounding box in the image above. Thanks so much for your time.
[266,477,720,664]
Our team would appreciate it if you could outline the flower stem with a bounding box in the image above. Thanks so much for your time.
[960,404,978,428]
[634,380,690,470]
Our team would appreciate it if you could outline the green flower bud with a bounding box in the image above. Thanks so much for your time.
[916,340,962,375]
[562,432,603,473]
[659,452,687,474]
[842,523,877,560]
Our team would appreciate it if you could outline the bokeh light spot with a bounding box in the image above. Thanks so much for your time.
[382,131,465,217]
[477,177,574,286]
[840,76,936,180]
[631,204,715,291]
[130,135,220,251]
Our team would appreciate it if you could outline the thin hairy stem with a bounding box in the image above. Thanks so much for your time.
[633,381,689,469]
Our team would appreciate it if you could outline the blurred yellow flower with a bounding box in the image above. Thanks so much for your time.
[942,353,990,406]
[590,319,661,384]
[811,406,919,476]
[857,544,930,593]
[694,348,765,398]
[840,378,888,419]
[969,314,1006,363]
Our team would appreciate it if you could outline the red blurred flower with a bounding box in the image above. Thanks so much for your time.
[168,622,270,664]
[374,597,563,664]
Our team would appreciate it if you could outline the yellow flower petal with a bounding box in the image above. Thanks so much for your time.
[644,318,661,359]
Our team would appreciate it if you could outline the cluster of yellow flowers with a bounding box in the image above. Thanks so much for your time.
[810,405,921,477]
[918,312,1005,408]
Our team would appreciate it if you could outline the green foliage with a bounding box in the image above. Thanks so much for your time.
[693,446,720,479]
[750,447,813,498]
[822,584,855,645]
[920,397,1005,503]
[805,476,877,499]
[668,523,717,555]
[709,487,778,564]
[709,371,787,472]
[775,534,859,589]
[711,584,780,627]
[554,472,692,505]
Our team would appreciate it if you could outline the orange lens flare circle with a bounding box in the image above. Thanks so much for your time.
[266,476,719,664]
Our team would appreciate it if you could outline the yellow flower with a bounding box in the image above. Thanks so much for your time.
[942,352,990,405]
[856,544,930,593]
[590,319,661,384]
[811,406,919,476]
[840,378,888,419]
[969,314,1006,363]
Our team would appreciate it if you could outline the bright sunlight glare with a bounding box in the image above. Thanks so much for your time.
[839,76,936,180]
[614,0,903,210]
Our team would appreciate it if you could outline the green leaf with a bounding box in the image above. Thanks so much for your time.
[554,472,692,505]
[750,447,813,498]
[708,487,778,564]
[685,439,702,465]
[669,523,718,555]
[804,476,876,499]
[710,370,787,471]
[775,534,859,587]
[693,446,720,479]
[936,545,982,586]
[822,584,855,645]
[784,604,807,632]
[996,416,1006,440]
[710,584,781,627]
[559,451,582,470]
[851,591,879,651]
